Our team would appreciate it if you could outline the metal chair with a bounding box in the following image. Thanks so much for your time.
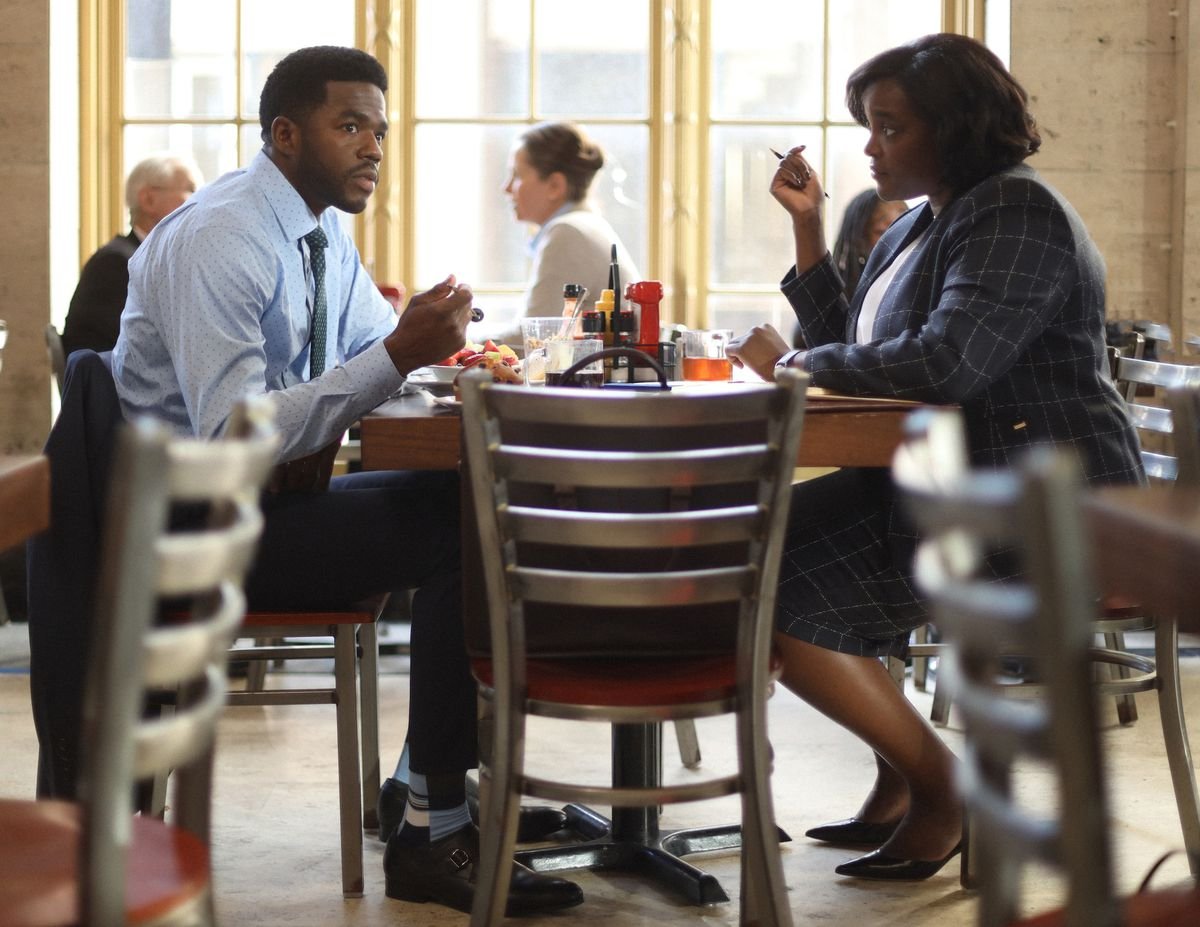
[215,407,387,898]
[896,409,1200,881]
[1114,353,1200,482]
[897,409,1200,927]
[0,401,276,926]
[222,595,386,897]
[459,370,807,927]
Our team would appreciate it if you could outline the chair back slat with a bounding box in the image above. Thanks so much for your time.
[133,664,228,777]
[482,383,792,430]
[1125,402,1172,434]
[1116,354,1200,391]
[494,445,772,489]
[155,501,264,594]
[142,582,247,688]
[514,565,754,609]
[505,505,764,548]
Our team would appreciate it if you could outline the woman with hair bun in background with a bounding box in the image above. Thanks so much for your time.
[489,122,640,345]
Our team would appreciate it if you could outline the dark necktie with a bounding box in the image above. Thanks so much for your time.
[304,227,328,378]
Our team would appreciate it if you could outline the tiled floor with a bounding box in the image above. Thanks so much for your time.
[2,622,1197,926]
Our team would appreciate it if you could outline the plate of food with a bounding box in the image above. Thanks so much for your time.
[411,339,523,395]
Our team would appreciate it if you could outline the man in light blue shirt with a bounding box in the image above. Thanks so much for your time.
[112,45,581,917]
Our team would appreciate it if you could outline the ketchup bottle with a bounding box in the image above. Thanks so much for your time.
[626,280,663,350]
[625,281,664,381]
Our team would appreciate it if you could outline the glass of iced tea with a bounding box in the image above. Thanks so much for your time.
[545,338,604,388]
[520,317,565,385]
[681,329,734,381]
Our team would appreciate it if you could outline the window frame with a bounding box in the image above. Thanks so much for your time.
[81,0,984,326]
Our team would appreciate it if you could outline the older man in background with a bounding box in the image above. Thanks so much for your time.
[61,153,201,356]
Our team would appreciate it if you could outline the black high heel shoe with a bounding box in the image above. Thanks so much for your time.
[834,840,963,881]
[804,818,900,848]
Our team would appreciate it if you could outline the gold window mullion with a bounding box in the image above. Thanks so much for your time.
[79,0,125,263]
[360,0,407,288]
[672,0,702,328]
[944,0,986,39]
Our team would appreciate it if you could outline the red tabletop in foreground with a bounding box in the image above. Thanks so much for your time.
[0,454,50,551]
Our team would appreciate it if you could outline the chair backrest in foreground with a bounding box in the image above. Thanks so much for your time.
[459,370,808,927]
[895,409,1117,927]
[79,398,277,923]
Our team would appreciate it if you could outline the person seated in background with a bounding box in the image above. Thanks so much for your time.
[480,121,640,346]
[832,189,909,304]
[61,153,201,356]
[794,188,908,348]
[727,33,1142,883]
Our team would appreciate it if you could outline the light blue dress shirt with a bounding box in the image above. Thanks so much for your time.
[113,151,403,461]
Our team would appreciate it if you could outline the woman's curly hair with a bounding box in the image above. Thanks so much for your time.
[846,33,1040,195]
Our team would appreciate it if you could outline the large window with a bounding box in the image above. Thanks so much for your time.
[704,0,942,334]
[120,0,354,216]
[407,0,652,328]
[89,0,981,328]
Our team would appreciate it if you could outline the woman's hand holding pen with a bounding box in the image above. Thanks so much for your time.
[770,145,830,274]
[770,145,826,212]
[384,274,477,376]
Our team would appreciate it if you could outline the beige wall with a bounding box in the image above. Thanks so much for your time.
[0,0,51,451]
[1012,0,1200,341]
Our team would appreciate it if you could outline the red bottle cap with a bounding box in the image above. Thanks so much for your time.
[625,280,663,304]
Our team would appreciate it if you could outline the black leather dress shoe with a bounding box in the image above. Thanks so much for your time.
[376,777,569,844]
[804,818,900,847]
[834,841,963,881]
[383,823,584,916]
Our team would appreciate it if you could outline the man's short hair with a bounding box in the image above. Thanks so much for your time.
[259,46,388,144]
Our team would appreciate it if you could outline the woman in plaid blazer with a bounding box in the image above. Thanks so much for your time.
[728,33,1143,882]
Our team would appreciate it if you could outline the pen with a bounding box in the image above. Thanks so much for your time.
[770,148,830,198]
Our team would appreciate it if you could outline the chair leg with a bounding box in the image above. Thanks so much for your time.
[674,719,702,769]
[243,636,273,692]
[913,624,929,691]
[1104,629,1139,724]
[470,694,523,927]
[358,622,381,832]
[735,693,793,927]
[1153,618,1200,876]
[332,624,365,897]
[930,671,952,726]
[886,655,906,690]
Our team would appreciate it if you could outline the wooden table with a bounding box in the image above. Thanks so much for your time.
[1087,485,1200,633]
[360,386,919,472]
[358,384,923,903]
[0,455,50,551]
